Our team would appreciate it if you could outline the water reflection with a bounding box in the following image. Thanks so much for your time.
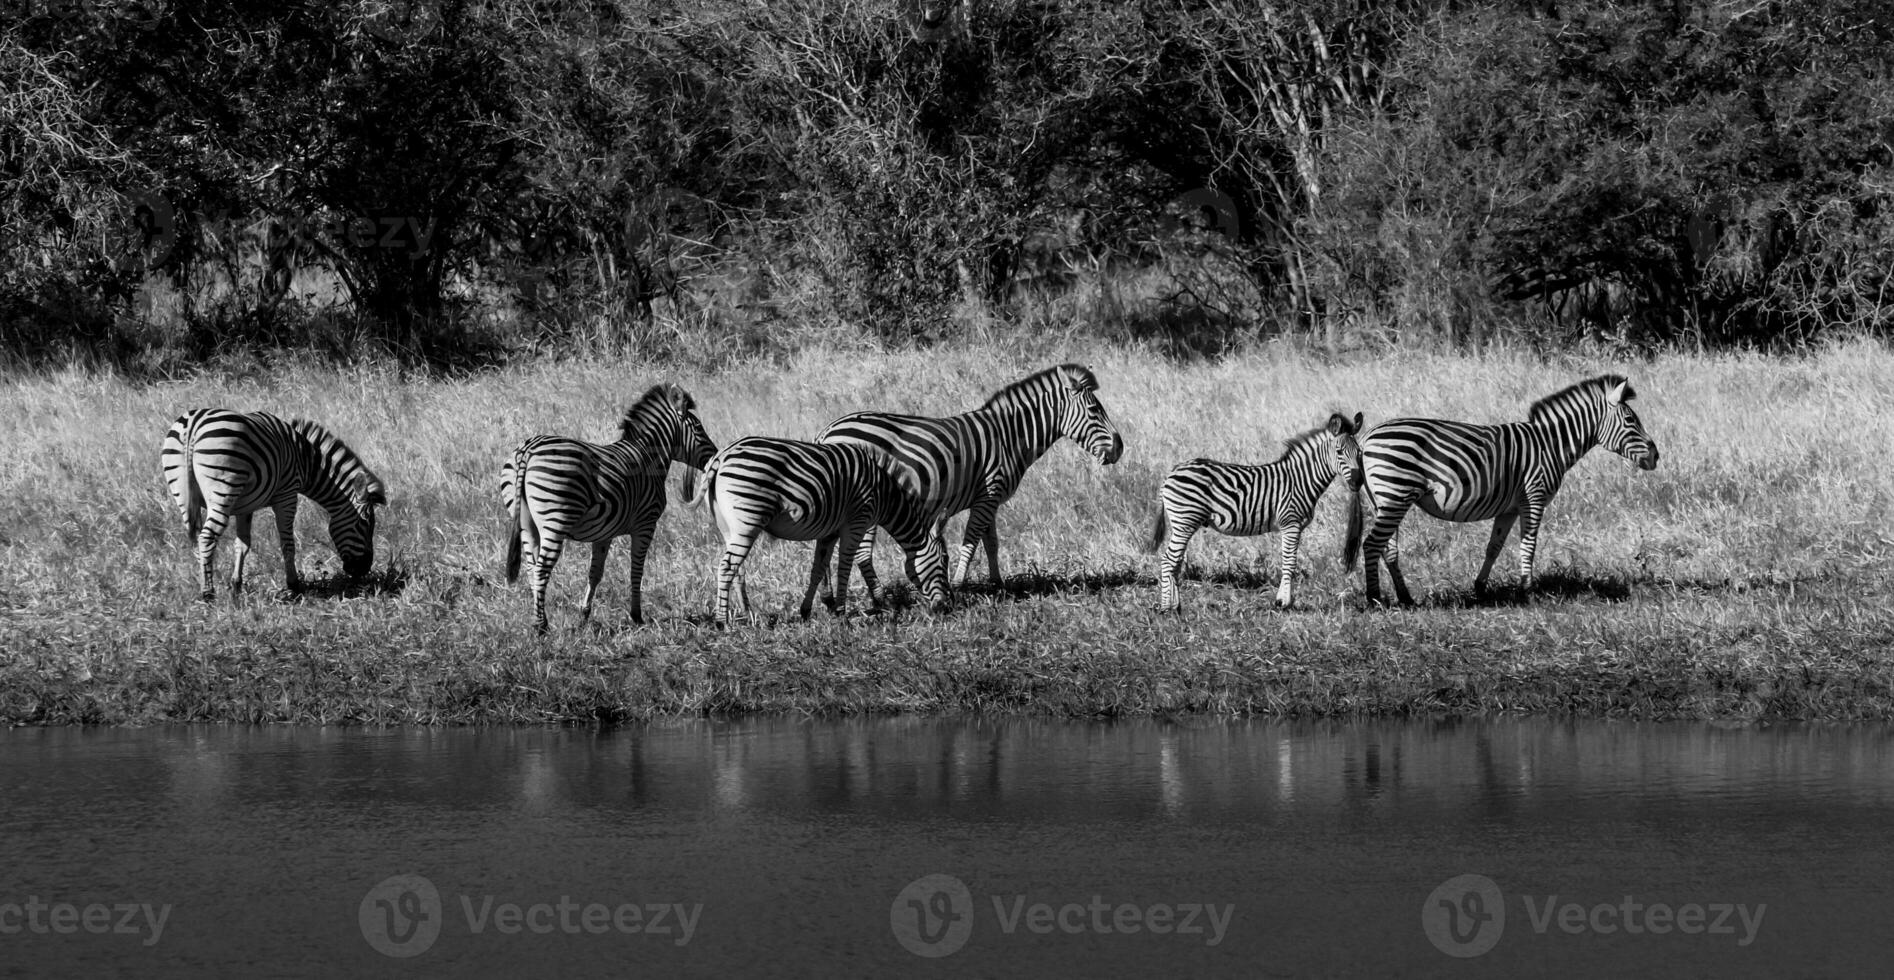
[7,717,1890,829]
[4,717,1892,977]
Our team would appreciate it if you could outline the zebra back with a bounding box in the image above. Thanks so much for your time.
[818,363,1124,518]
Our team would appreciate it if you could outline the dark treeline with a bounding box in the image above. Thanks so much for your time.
[4,0,1892,368]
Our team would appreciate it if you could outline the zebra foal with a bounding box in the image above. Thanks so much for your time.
[817,363,1124,596]
[1344,375,1661,606]
[160,409,386,602]
[500,383,716,631]
[1146,412,1365,611]
[694,437,949,627]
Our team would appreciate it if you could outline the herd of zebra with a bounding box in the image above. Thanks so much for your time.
[157,364,1662,628]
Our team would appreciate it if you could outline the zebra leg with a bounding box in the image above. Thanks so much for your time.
[1361,495,1417,607]
[194,511,229,602]
[832,519,875,617]
[1473,512,1520,597]
[579,537,612,626]
[621,518,657,625]
[273,495,301,593]
[1516,493,1551,590]
[530,534,567,634]
[1275,522,1304,609]
[1155,510,1200,613]
[981,522,1002,586]
[843,526,881,607]
[230,513,254,598]
[955,499,1003,586]
[716,528,761,628]
[800,536,838,620]
[1383,531,1416,607]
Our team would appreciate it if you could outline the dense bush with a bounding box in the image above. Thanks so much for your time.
[3,0,1891,369]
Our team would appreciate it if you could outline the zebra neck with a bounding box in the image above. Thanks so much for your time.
[969,398,1065,460]
[294,432,357,511]
[1529,414,1600,474]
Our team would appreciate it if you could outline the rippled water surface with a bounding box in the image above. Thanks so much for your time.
[3,717,1891,977]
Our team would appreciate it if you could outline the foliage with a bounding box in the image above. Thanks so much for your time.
[4,0,1894,367]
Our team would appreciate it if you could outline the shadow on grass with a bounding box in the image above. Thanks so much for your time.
[961,565,1148,601]
[1445,571,1637,609]
[292,566,410,600]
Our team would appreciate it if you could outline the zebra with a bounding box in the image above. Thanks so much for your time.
[816,363,1124,599]
[500,383,716,632]
[1146,411,1365,612]
[692,436,950,627]
[1342,375,1660,606]
[160,409,386,602]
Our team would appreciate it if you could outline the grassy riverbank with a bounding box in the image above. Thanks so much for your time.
[5,340,1893,724]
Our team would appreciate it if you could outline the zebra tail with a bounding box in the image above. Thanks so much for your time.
[180,442,204,540]
[1342,485,1364,571]
[504,447,534,584]
[1141,508,1168,555]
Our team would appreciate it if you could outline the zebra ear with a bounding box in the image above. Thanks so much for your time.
[667,384,692,412]
[1607,380,1633,404]
[1326,413,1346,436]
[1351,411,1364,433]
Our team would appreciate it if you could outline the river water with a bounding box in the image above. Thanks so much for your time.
[2,716,1890,977]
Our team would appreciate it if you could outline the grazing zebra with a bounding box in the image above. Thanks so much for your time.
[694,437,949,627]
[500,383,716,632]
[1146,411,1365,612]
[1343,375,1660,606]
[817,363,1124,597]
[160,409,386,602]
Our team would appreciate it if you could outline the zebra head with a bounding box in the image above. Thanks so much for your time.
[336,469,386,579]
[1056,364,1125,465]
[1600,378,1660,471]
[624,383,718,473]
[1325,411,1366,491]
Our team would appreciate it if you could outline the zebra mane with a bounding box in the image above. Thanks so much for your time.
[1528,374,1630,423]
[980,364,1096,410]
[1274,424,1335,462]
[287,417,384,503]
[618,383,691,442]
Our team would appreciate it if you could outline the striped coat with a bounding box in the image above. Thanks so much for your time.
[1344,375,1661,605]
[817,363,1124,594]
[160,409,385,601]
[696,436,949,626]
[500,383,717,631]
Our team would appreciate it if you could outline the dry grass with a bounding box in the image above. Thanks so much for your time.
[4,338,1892,723]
